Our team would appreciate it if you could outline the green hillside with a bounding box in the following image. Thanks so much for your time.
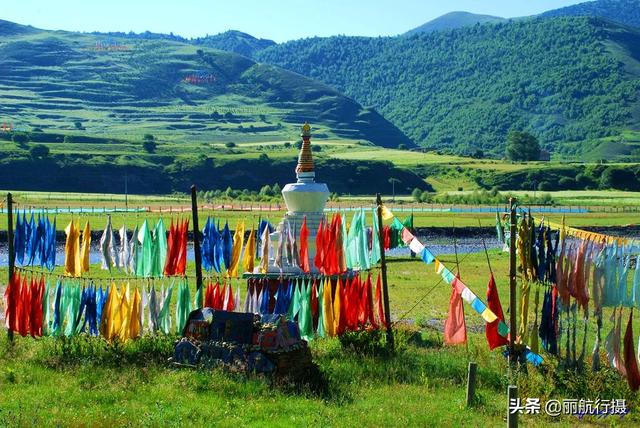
[542,0,640,28]
[257,17,640,158]
[0,19,410,149]
[405,11,506,35]
[193,30,276,58]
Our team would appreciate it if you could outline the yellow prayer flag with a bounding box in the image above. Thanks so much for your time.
[480,308,498,323]
[242,227,256,273]
[380,205,394,221]
[228,221,245,278]
[79,221,91,276]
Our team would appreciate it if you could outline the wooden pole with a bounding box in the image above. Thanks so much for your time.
[190,185,203,292]
[466,361,477,407]
[376,193,394,352]
[508,197,517,365]
[7,193,14,342]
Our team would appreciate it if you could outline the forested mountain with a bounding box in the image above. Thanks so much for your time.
[542,0,640,29]
[257,17,640,156]
[193,30,276,58]
[405,12,506,35]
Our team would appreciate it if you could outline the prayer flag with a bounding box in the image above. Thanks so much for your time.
[444,285,467,345]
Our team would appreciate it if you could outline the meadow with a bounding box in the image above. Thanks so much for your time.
[1,248,639,427]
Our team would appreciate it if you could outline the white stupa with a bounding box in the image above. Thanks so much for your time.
[266,123,329,273]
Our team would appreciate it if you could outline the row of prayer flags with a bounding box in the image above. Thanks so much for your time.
[380,205,542,365]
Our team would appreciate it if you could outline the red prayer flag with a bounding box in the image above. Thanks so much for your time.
[325,216,337,275]
[334,215,346,274]
[18,275,30,337]
[176,219,189,275]
[314,220,325,273]
[213,282,221,310]
[4,272,19,331]
[383,226,391,250]
[485,274,509,350]
[375,273,386,327]
[400,227,415,245]
[364,274,377,328]
[164,219,176,276]
[299,217,310,273]
[444,285,467,345]
[205,282,214,308]
[358,275,367,326]
[624,309,640,392]
[226,284,235,312]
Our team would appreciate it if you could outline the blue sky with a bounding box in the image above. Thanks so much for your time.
[3,0,586,42]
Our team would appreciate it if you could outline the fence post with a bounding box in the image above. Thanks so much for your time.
[7,193,14,342]
[191,186,203,292]
[466,361,477,407]
[376,193,394,353]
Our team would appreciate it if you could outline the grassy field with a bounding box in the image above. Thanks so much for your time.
[2,190,640,231]
[1,250,638,427]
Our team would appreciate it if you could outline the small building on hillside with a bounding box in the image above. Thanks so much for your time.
[539,150,551,161]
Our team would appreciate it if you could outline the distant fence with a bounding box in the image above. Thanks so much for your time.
[3,203,640,215]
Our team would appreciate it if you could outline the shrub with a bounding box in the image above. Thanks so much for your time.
[142,140,157,153]
[12,132,29,145]
[29,144,50,159]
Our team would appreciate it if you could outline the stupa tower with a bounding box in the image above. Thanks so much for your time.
[265,123,329,273]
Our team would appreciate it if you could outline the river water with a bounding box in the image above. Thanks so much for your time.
[0,232,501,268]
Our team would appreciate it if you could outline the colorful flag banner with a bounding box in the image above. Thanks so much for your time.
[379,204,543,365]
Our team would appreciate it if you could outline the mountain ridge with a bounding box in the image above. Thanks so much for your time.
[405,11,507,35]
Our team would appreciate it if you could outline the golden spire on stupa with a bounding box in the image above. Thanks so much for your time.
[295,122,314,174]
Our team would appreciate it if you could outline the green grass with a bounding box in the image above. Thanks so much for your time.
[1,252,638,426]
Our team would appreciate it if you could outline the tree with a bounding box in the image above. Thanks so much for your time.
[283,142,291,148]
[398,144,408,150]
[411,188,422,202]
[295,140,303,149]
[311,145,321,152]
[142,140,157,153]
[259,185,274,197]
[600,167,639,190]
[63,135,74,144]
[258,153,270,161]
[143,134,155,142]
[272,183,282,195]
[225,142,236,148]
[12,132,29,146]
[471,149,484,159]
[505,131,540,161]
[74,121,83,130]
[29,144,49,159]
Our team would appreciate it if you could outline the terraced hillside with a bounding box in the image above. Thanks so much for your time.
[0,19,410,149]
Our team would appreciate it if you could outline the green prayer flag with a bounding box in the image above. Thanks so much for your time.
[299,280,314,341]
[359,209,371,270]
[152,219,168,277]
[42,281,51,336]
[371,209,381,265]
[176,280,192,334]
[158,283,174,335]
[136,220,154,278]
[316,281,325,338]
